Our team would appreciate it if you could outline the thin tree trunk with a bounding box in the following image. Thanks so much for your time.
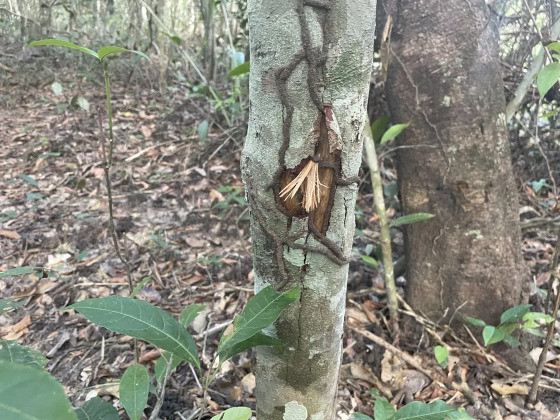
[385,0,527,326]
[200,0,216,82]
[243,1,375,418]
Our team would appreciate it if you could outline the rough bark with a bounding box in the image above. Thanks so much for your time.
[385,0,528,326]
[242,0,375,418]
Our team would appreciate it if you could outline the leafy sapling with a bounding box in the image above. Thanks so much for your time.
[0,285,299,419]
[466,304,554,346]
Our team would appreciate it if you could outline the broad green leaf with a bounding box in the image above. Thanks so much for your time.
[371,116,390,143]
[546,41,560,53]
[179,304,206,327]
[353,414,373,420]
[380,123,409,144]
[0,360,77,420]
[218,286,300,361]
[500,305,532,325]
[97,46,150,61]
[465,317,486,327]
[66,296,199,368]
[0,266,42,278]
[502,335,521,346]
[396,400,457,420]
[120,364,149,420]
[0,340,47,369]
[434,346,449,368]
[537,62,560,97]
[447,408,474,419]
[51,82,63,96]
[219,331,283,362]
[29,39,98,59]
[154,352,181,385]
[227,61,250,78]
[361,255,378,268]
[522,312,555,328]
[154,304,206,384]
[20,174,38,187]
[198,120,209,141]
[390,213,434,228]
[75,397,119,420]
[482,326,505,346]
[210,406,252,420]
[374,396,396,420]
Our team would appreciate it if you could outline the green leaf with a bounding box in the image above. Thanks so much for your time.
[371,116,390,143]
[361,255,378,268]
[198,120,209,141]
[179,304,206,327]
[465,317,486,327]
[75,397,119,420]
[502,335,521,346]
[162,32,182,46]
[0,360,77,420]
[380,123,409,145]
[129,276,151,299]
[522,312,554,328]
[154,352,182,385]
[227,61,250,78]
[66,296,200,369]
[500,305,532,325]
[120,363,149,420]
[29,39,98,59]
[20,174,38,188]
[537,62,560,97]
[433,346,449,368]
[219,331,283,362]
[0,340,47,369]
[374,396,397,420]
[546,41,560,53]
[0,298,25,315]
[482,326,506,346]
[97,46,150,61]
[353,414,373,420]
[51,82,63,96]
[447,408,474,419]
[396,400,457,420]
[210,406,252,420]
[390,213,434,228]
[0,266,42,278]
[218,286,300,362]
[76,96,90,111]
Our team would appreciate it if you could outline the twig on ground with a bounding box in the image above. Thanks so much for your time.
[349,326,433,378]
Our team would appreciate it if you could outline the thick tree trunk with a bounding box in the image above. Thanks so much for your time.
[242,0,375,418]
[385,0,527,326]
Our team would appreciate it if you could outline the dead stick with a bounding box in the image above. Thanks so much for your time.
[349,326,432,378]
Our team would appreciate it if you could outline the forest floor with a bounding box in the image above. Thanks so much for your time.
[1,55,560,420]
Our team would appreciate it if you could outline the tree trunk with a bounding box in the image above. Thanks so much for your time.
[385,0,527,326]
[242,0,375,418]
[200,0,216,82]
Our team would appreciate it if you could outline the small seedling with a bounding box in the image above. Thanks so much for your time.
[466,304,555,346]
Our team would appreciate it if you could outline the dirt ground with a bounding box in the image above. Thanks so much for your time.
[1,55,559,419]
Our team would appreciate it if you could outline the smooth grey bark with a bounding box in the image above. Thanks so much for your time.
[242,0,375,418]
[385,0,527,326]
[200,0,216,82]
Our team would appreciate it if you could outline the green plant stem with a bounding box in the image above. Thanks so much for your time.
[363,117,399,334]
[103,62,114,166]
